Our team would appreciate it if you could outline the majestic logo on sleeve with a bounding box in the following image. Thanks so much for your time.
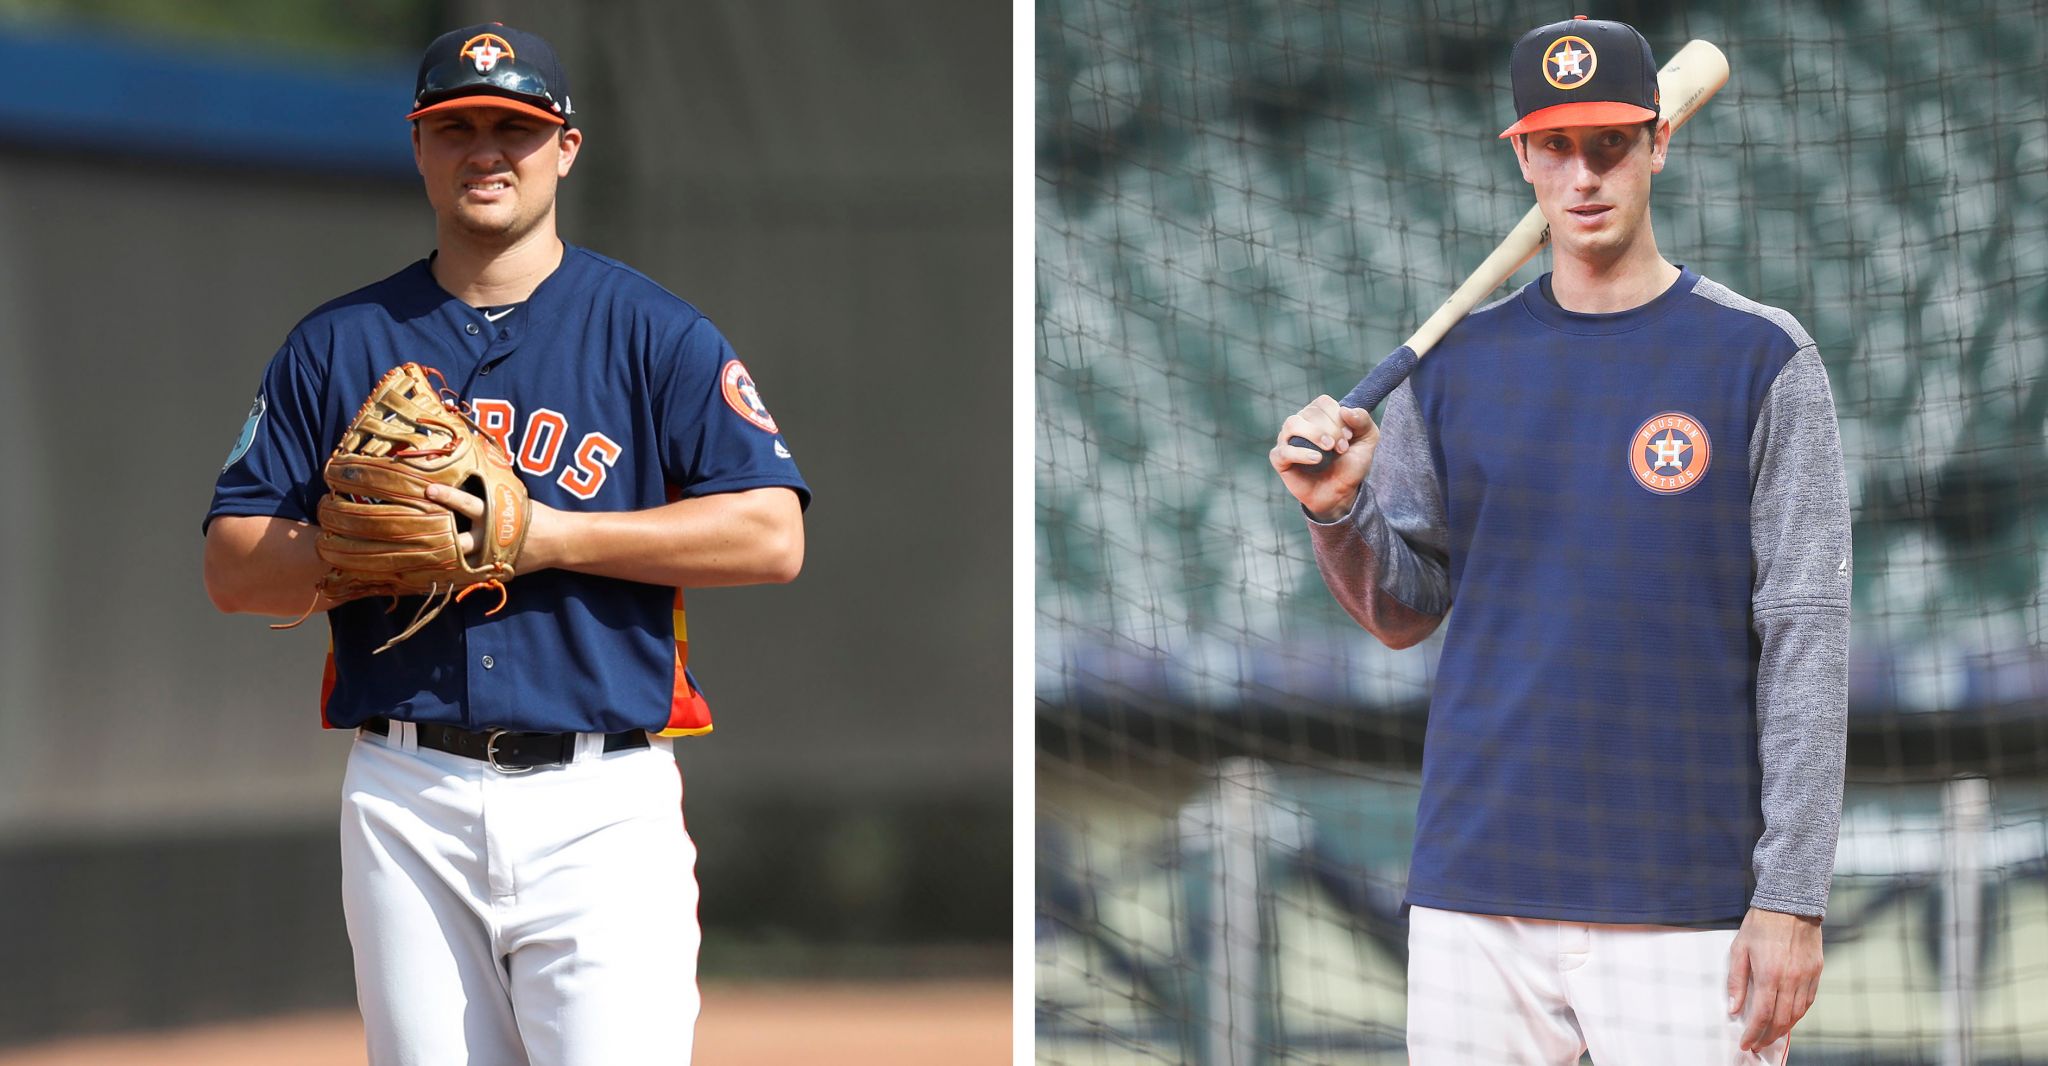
[720,359,780,434]
[1542,35,1597,90]
[460,33,514,73]
[1629,411,1711,495]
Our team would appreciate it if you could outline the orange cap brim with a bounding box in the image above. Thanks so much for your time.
[406,96,566,126]
[1499,100,1659,138]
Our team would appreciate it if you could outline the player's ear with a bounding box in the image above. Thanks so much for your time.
[411,121,425,175]
[555,127,583,178]
[1648,119,1671,174]
[1511,133,1534,184]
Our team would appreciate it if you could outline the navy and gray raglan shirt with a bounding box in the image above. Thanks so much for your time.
[1308,266,1850,926]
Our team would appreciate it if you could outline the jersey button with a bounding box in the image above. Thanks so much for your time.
[481,655,495,669]
[466,323,480,335]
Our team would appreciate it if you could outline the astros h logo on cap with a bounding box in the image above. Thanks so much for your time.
[1501,16,1660,138]
[460,33,514,74]
[1541,35,1597,90]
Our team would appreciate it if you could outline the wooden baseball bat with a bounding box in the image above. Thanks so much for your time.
[1288,38,1730,470]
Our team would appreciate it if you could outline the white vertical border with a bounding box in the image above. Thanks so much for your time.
[1012,0,1036,1062]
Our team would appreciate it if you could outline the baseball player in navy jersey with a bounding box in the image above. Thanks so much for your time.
[202,23,807,1066]
[1272,17,1848,1065]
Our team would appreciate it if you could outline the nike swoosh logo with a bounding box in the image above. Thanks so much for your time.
[483,307,516,322]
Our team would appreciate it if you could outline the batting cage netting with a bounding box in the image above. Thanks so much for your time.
[1035,1,2048,1063]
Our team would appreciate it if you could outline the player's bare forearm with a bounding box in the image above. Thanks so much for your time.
[449,484,804,589]
[202,514,343,617]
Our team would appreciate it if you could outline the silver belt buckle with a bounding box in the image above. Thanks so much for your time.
[484,729,538,774]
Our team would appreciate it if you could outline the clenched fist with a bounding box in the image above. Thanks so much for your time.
[1271,395,1379,521]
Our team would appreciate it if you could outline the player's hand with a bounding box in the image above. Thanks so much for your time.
[424,483,561,574]
[1270,396,1378,521]
[1727,907,1823,1053]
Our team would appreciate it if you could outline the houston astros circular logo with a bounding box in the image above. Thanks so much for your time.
[1543,35,1597,90]
[720,359,779,434]
[460,33,514,73]
[1629,411,1711,495]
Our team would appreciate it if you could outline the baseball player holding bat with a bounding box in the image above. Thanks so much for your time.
[1272,17,1848,1064]
[203,23,808,1065]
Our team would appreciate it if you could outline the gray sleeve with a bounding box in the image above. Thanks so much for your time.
[1304,381,1453,649]
[1747,346,1852,918]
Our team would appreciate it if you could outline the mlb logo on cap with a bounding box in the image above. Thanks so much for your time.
[1500,16,1660,138]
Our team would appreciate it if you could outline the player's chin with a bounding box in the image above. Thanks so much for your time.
[451,205,526,240]
[1557,226,1629,261]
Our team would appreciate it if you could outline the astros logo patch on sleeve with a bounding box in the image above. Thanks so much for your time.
[1629,411,1711,495]
[720,359,779,433]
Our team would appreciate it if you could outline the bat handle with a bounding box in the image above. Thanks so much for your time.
[1285,345,1420,474]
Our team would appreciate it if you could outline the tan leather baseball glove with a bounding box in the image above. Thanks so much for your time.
[278,362,531,652]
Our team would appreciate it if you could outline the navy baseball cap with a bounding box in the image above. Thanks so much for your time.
[1499,16,1658,138]
[408,23,574,127]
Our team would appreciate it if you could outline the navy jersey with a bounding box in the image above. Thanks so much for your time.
[208,245,810,735]
[1399,267,1807,924]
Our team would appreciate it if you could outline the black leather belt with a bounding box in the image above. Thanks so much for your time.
[361,717,649,773]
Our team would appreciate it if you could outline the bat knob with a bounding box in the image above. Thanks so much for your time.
[1285,346,1421,478]
[1286,434,1341,474]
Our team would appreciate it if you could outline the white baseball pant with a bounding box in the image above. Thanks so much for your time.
[341,722,701,1066]
[1407,904,1792,1065]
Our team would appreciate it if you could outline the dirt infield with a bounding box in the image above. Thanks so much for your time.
[0,980,1012,1066]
